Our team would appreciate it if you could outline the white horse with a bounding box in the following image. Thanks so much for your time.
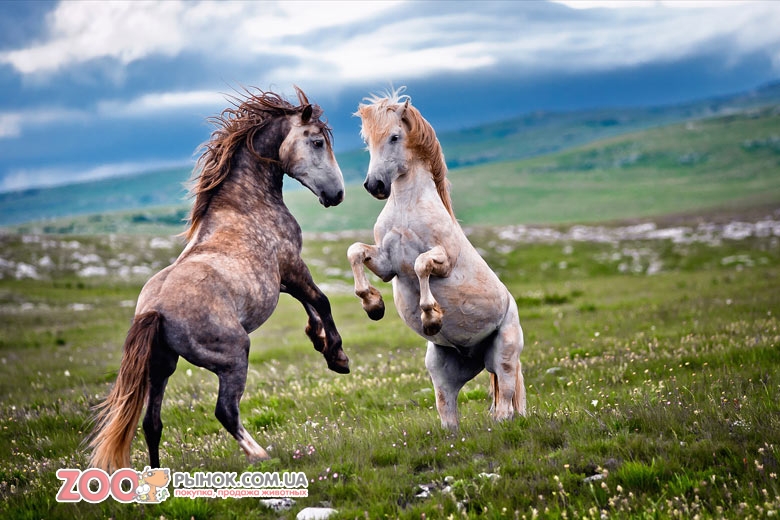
[347,89,526,429]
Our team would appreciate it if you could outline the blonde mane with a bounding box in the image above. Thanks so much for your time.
[184,87,330,240]
[357,88,455,220]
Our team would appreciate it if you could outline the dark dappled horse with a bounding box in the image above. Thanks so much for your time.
[348,88,525,429]
[89,87,348,471]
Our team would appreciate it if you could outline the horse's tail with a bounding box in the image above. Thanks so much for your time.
[513,361,526,415]
[488,361,525,415]
[489,372,498,411]
[88,311,161,472]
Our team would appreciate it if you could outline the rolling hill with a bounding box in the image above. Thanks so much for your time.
[11,105,780,235]
[287,106,780,231]
[2,82,780,232]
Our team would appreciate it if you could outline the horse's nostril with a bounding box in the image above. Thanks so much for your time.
[364,178,387,198]
[336,190,344,202]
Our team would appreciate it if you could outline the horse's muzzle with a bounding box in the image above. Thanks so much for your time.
[364,178,390,200]
[320,189,344,208]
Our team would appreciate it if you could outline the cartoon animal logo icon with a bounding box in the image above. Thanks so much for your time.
[134,466,170,503]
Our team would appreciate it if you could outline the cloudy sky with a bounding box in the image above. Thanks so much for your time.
[0,0,778,192]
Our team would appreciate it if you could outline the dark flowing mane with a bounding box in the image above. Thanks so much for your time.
[184,86,331,241]
[357,88,455,220]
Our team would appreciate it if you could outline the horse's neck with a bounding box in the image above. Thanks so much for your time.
[190,156,289,247]
[378,163,462,244]
[388,163,441,211]
[210,151,285,215]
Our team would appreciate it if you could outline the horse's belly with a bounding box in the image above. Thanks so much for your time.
[392,274,507,348]
[239,291,279,333]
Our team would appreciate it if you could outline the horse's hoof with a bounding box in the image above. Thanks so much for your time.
[326,348,350,374]
[363,294,385,321]
[247,452,271,463]
[422,311,442,335]
[440,420,460,431]
[421,303,443,336]
[423,320,442,336]
[366,303,385,321]
[239,439,271,461]
[491,410,514,422]
[328,362,350,374]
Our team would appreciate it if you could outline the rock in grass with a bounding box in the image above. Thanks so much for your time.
[415,488,431,499]
[583,473,606,483]
[416,482,438,499]
[260,498,295,512]
[297,507,338,520]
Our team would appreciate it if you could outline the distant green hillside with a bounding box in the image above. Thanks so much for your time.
[13,107,780,235]
[339,81,780,185]
[287,107,780,230]
[451,108,780,226]
[3,82,780,228]
[0,167,192,226]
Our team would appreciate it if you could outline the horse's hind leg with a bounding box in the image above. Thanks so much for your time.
[425,342,484,430]
[484,299,526,420]
[142,343,178,468]
[213,338,269,461]
[180,328,269,462]
[216,372,269,461]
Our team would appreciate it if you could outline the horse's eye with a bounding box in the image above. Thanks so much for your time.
[390,135,399,143]
[313,139,324,149]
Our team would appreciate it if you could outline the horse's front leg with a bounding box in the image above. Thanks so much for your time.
[347,242,395,320]
[282,262,349,374]
[414,245,453,336]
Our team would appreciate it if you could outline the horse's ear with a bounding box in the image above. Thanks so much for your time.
[301,104,313,123]
[396,99,410,117]
[398,99,411,130]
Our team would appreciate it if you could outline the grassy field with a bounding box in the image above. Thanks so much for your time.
[13,107,780,236]
[1,211,779,518]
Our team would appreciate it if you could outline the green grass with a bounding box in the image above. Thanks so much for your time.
[450,109,780,226]
[1,213,779,518]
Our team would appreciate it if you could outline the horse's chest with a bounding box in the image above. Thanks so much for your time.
[380,228,427,276]
[237,267,281,332]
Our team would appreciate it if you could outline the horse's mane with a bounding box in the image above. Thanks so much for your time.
[357,87,455,220]
[184,86,331,241]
